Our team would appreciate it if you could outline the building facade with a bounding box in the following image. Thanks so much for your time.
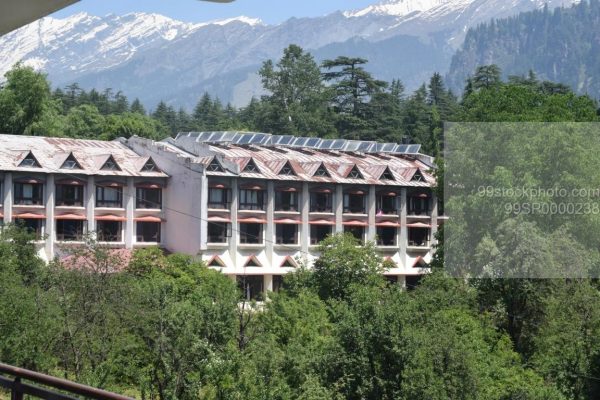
[0,135,169,260]
[0,132,440,297]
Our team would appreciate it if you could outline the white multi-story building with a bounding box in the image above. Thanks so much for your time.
[0,132,440,298]
[0,135,168,260]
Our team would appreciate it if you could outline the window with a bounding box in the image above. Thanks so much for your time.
[280,257,298,268]
[14,182,43,205]
[15,219,43,240]
[408,228,430,247]
[96,186,123,208]
[344,226,365,243]
[240,223,263,244]
[61,154,82,170]
[377,194,397,215]
[97,221,122,242]
[412,169,425,182]
[239,189,265,211]
[408,195,430,216]
[244,256,262,267]
[310,225,332,245]
[438,197,445,216]
[380,167,395,181]
[19,152,41,168]
[208,256,226,268]
[377,227,397,246]
[208,222,229,243]
[141,158,160,172]
[101,156,121,171]
[243,159,260,173]
[208,187,230,209]
[273,275,285,292]
[136,222,161,243]
[385,275,399,285]
[347,165,363,179]
[207,158,224,172]
[56,184,84,207]
[344,192,365,214]
[314,164,330,177]
[310,191,332,213]
[136,187,162,209]
[237,275,264,301]
[275,191,298,211]
[276,224,298,245]
[56,220,84,241]
[279,162,295,176]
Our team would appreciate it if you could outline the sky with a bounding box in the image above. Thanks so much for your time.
[52,0,379,24]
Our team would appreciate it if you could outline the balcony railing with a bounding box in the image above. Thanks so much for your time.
[0,362,133,400]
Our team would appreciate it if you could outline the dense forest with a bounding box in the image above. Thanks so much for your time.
[448,0,600,98]
[1,43,600,399]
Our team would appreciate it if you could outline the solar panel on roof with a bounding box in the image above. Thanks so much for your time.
[357,141,375,152]
[215,131,239,142]
[343,141,361,152]
[237,134,254,145]
[291,137,309,147]
[305,137,321,148]
[208,132,225,142]
[394,145,409,154]
[274,135,295,146]
[407,144,421,154]
[319,139,334,149]
[250,133,270,144]
[331,139,345,150]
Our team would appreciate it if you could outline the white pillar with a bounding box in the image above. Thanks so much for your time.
[301,182,309,255]
[367,185,376,242]
[399,187,407,269]
[125,177,135,248]
[3,173,12,223]
[45,174,55,260]
[86,176,95,234]
[199,174,209,251]
[335,184,343,233]
[264,274,273,293]
[266,181,274,267]
[229,178,239,269]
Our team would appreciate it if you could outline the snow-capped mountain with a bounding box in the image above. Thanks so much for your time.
[0,0,580,109]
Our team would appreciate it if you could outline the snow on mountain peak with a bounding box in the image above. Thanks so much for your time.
[344,0,454,18]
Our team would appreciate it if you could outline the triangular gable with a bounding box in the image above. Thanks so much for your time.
[244,255,262,268]
[380,166,395,181]
[278,161,296,176]
[346,165,363,179]
[313,162,331,177]
[280,256,298,268]
[141,157,161,173]
[60,153,82,170]
[206,157,224,172]
[411,256,428,268]
[18,151,41,168]
[411,169,425,182]
[207,255,227,268]
[242,158,261,173]
[100,155,121,171]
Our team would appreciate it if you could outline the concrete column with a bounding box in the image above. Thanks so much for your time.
[367,185,376,242]
[398,275,407,290]
[199,174,209,251]
[125,177,135,248]
[264,274,273,293]
[431,191,438,249]
[301,182,309,255]
[45,174,55,259]
[3,173,12,223]
[399,187,407,269]
[335,184,343,233]
[229,178,239,268]
[266,181,274,267]
[86,176,95,233]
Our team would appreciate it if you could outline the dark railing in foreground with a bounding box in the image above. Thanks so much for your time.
[0,363,134,400]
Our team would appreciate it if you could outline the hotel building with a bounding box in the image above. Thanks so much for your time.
[0,132,440,297]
